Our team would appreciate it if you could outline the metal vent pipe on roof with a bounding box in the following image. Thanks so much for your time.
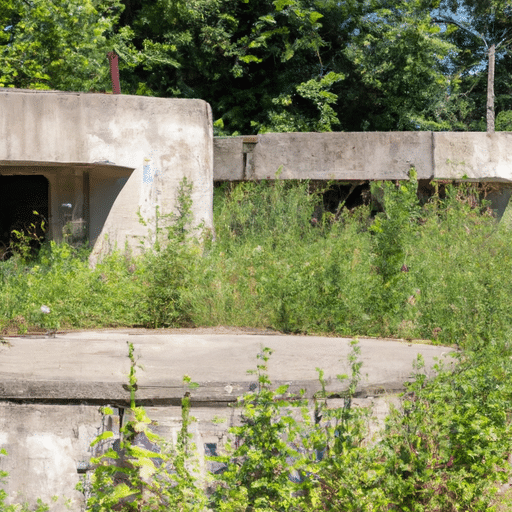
[107,51,121,94]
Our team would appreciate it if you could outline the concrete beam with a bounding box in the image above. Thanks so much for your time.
[433,131,512,182]
[253,132,434,180]
[213,132,434,181]
[213,132,512,184]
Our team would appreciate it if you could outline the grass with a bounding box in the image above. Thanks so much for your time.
[1,175,512,349]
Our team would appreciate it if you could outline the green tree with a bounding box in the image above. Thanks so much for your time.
[116,0,457,133]
[117,0,344,133]
[432,1,512,131]
[0,0,134,91]
[1,0,487,133]
[342,0,456,130]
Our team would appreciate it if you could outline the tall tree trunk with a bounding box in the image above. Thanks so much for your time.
[487,43,495,133]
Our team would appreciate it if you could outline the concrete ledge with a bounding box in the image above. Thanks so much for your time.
[433,131,512,182]
[0,332,453,404]
[0,378,408,406]
[213,131,512,183]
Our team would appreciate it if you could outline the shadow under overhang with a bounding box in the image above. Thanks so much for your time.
[0,160,134,178]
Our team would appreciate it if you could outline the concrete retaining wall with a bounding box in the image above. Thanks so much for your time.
[0,396,397,511]
[214,132,512,182]
[0,331,450,511]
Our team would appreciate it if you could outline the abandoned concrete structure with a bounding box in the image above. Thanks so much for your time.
[0,88,214,263]
[2,88,512,263]
[0,89,511,509]
[0,331,452,511]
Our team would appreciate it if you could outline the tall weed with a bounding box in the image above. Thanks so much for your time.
[1,173,512,347]
[138,178,202,327]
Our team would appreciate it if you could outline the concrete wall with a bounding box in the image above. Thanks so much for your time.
[0,403,101,510]
[213,132,512,183]
[0,396,398,511]
[0,89,214,262]
[0,329,452,511]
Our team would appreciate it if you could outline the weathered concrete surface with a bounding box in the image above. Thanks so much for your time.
[213,137,245,180]
[213,131,512,184]
[433,132,512,182]
[0,404,101,510]
[0,331,453,402]
[214,132,434,181]
[0,330,453,510]
[253,132,434,181]
[0,89,214,261]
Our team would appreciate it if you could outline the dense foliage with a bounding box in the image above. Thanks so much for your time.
[2,178,512,509]
[1,0,511,132]
[1,175,512,347]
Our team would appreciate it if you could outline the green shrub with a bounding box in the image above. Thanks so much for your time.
[1,172,512,345]
[138,178,203,327]
[78,342,207,512]
[378,343,512,511]
[209,347,311,511]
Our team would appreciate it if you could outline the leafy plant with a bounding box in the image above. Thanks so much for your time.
[209,347,310,511]
[378,343,512,511]
[140,177,203,327]
[8,211,46,263]
[78,341,206,511]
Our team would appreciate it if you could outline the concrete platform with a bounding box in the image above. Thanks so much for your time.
[0,330,455,510]
[0,330,454,405]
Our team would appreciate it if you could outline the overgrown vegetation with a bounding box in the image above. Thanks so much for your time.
[1,174,512,347]
[76,342,206,512]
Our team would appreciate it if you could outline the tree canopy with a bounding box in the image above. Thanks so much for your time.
[1,0,511,133]
[432,0,512,131]
[0,0,128,91]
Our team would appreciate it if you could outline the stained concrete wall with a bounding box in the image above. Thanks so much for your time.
[433,131,512,181]
[0,331,452,511]
[0,397,398,511]
[0,89,213,262]
[0,404,101,511]
[213,132,512,183]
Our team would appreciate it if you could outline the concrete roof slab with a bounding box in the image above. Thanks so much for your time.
[0,331,454,404]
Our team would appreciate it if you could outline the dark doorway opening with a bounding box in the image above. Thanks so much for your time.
[0,175,49,260]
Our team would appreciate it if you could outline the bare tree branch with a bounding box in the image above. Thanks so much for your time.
[431,15,488,47]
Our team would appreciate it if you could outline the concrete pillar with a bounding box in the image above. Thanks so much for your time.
[46,171,60,242]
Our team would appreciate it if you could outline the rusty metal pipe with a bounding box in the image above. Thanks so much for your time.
[107,51,121,94]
